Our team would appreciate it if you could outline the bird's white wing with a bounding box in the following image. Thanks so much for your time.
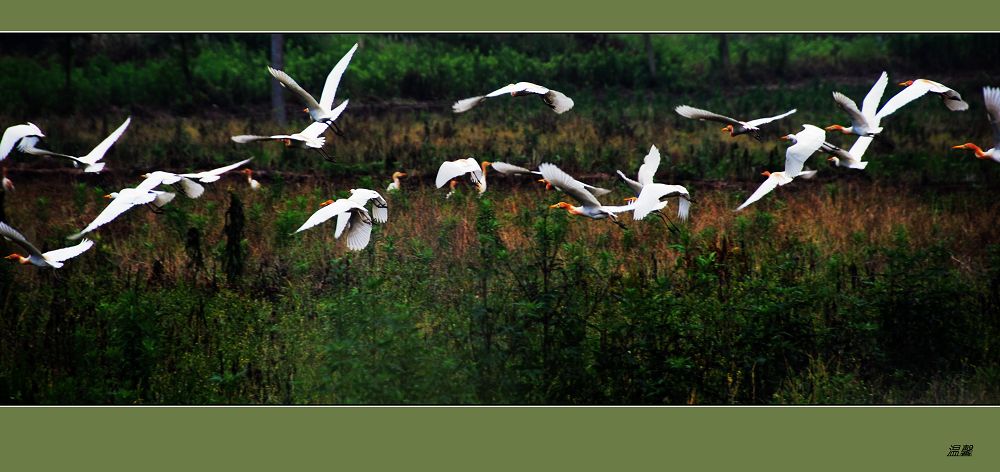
[135,172,172,192]
[636,144,661,186]
[293,121,330,142]
[489,161,536,175]
[745,109,797,128]
[81,117,130,164]
[318,43,359,110]
[70,190,155,239]
[861,72,889,118]
[176,177,205,199]
[677,196,691,221]
[1,124,41,160]
[832,92,868,126]
[182,157,253,182]
[452,96,487,113]
[42,239,94,263]
[736,174,783,211]
[784,125,826,177]
[231,135,285,143]
[268,66,321,110]
[847,136,875,162]
[0,221,44,257]
[875,81,931,121]
[486,82,549,97]
[538,163,602,207]
[633,183,689,220]
[542,90,574,114]
[616,170,643,195]
[435,158,480,188]
[984,86,1000,151]
[295,199,359,234]
[582,183,611,198]
[342,211,373,251]
[675,105,743,127]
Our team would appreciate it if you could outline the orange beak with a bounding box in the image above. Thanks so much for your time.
[302,108,309,113]
[4,254,20,260]
[952,144,966,150]
[827,156,836,161]
[761,171,771,177]
[319,199,335,207]
[103,194,112,199]
[399,172,407,177]
[898,80,914,87]
[779,135,790,141]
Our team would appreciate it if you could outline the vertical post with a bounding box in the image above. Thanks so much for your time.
[270,33,287,127]
[643,34,656,86]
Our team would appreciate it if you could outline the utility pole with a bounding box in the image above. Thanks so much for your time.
[270,34,287,126]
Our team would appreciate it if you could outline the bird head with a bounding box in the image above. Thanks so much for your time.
[319,199,335,207]
[952,143,986,158]
[721,125,734,134]
[281,138,292,146]
[536,179,552,190]
[103,193,114,199]
[827,156,841,166]
[898,80,915,87]
[481,161,492,172]
[761,171,772,177]
[302,107,309,113]
[241,168,254,176]
[4,253,27,264]
[392,171,407,179]
[449,180,458,190]
[549,202,572,210]
[825,125,848,134]
[623,197,638,204]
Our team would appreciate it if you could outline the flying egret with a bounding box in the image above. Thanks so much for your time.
[826,71,890,137]
[617,145,692,221]
[268,43,358,135]
[675,105,796,141]
[231,102,347,162]
[540,163,635,227]
[436,157,490,194]
[736,124,825,211]
[25,117,130,173]
[878,79,969,118]
[453,82,574,114]
[1,221,93,268]
[68,187,176,239]
[294,198,373,251]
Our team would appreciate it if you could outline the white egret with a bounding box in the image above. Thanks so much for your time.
[386,171,407,192]
[68,187,176,240]
[268,43,358,134]
[826,71,889,137]
[231,102,347,161]
[1,221,93,268]
[26,117,130,173]
[453,82,574,114]
[736,124,825,211]
[675,105,796,140]
[294,198,373,251]
[540,163,634,227]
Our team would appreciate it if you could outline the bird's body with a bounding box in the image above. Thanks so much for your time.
[295,197,374,251]
[386,171,407,192]
[675,105,796,140]
[2,221,93,268]
[879,79,969,118]
[827,72,889,137]
[26,117,130,173]
[436,157,489,194]
[540,163,634,223]
[268,43,358,128]
[953,86,1000,163]
[2,167,13,192]
[453,82,574,114]
[736,124,825,211]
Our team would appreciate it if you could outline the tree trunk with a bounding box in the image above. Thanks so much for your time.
[270,34,287,126]
[717,34,731,82]
[643,34,656,86]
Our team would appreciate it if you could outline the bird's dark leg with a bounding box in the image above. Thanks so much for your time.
[609,214,627,230]
[324,120,345,138]
[654,210,681,233]
[316,147,335,163]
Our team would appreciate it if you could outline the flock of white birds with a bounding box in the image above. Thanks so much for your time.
[1,42,999,269]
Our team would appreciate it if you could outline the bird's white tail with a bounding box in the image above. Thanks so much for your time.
[452,96,486,113]
[677,197,691,222]
[83,162,106,173]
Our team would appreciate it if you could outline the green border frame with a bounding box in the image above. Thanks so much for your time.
[0,1,997,31]
[1,1,997,470]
